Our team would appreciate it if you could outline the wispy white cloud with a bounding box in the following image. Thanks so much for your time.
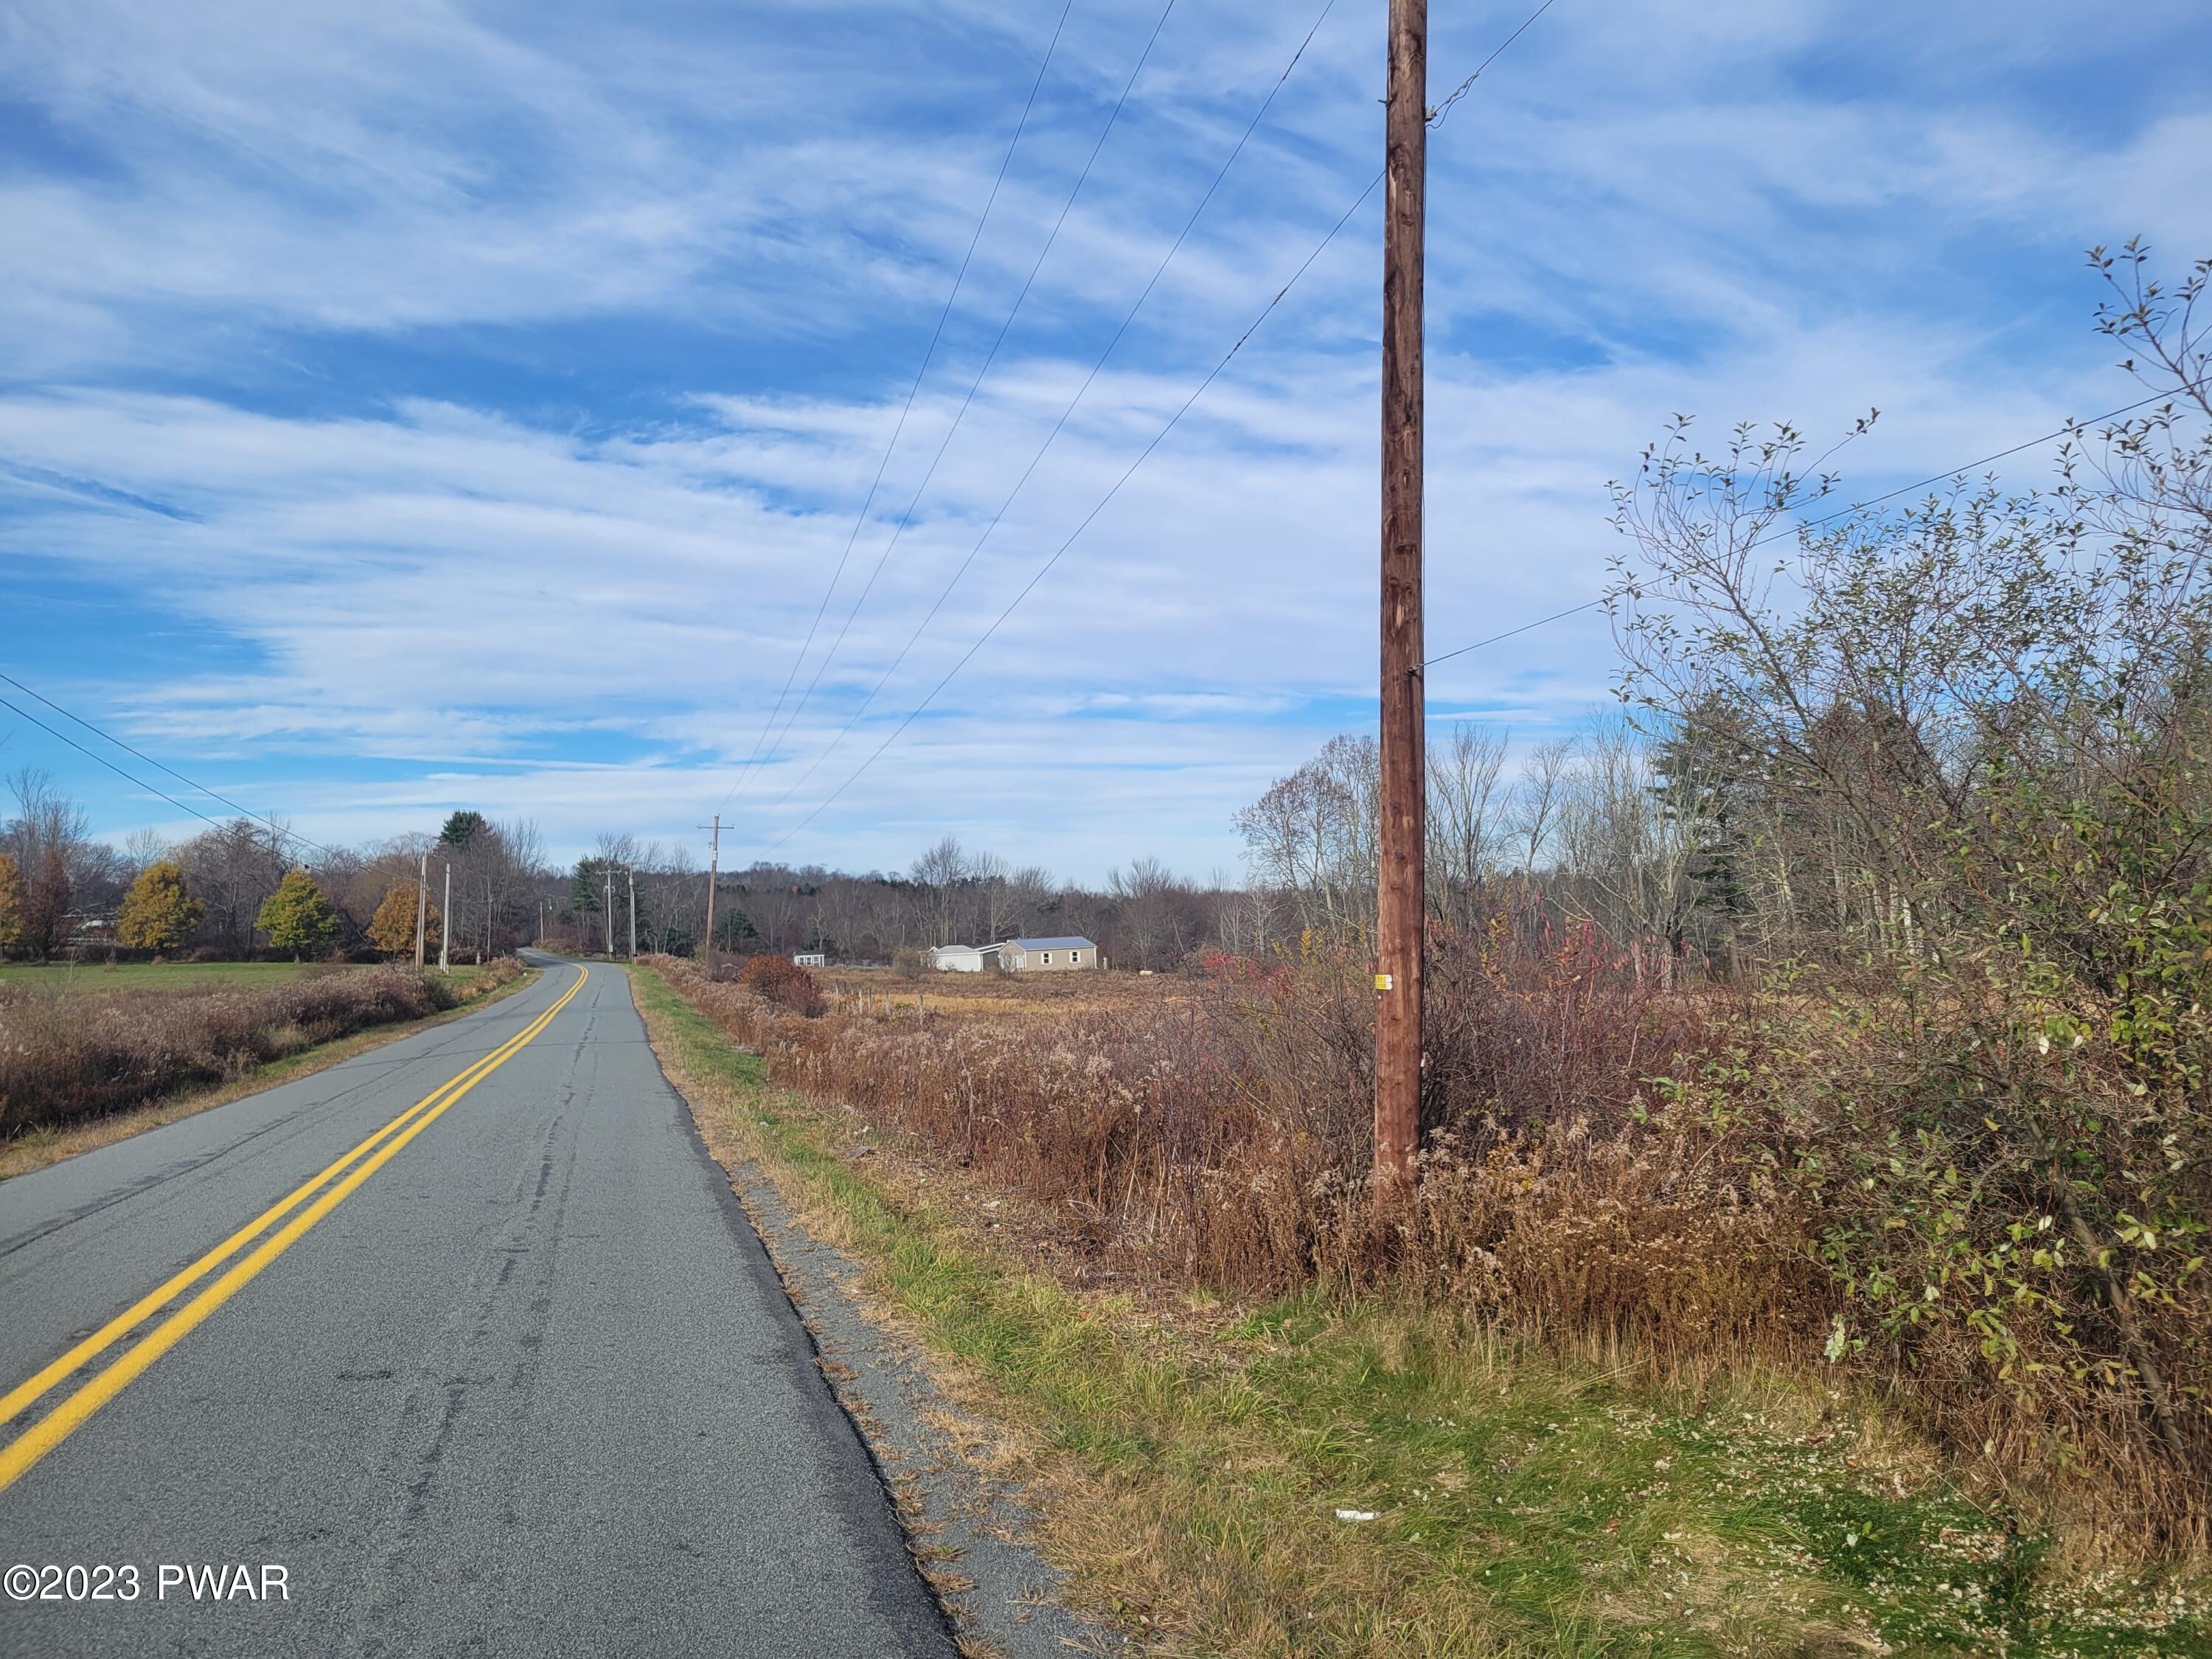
[2,0,2207,878]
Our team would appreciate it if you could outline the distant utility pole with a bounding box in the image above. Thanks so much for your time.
[1374,0,1427,1197]
[414,849,428,970]
[605,870,614,958]
[699,815,721,963]
[627,866,637,959]
[439,862,453,973]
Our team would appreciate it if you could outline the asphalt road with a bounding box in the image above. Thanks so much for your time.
[0,953,954,1657]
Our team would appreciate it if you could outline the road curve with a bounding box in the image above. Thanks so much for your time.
[0,953,953,1657]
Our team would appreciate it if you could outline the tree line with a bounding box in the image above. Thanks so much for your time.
[0,776,1256,972]
[0,788,552,964]
[538,832,1248,972]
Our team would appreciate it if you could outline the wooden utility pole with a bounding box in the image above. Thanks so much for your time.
[1375,0,1427,1195]
[439,863,452,973]
[627,866,637,959]
[605,871,614,958]
[699,815,721,964]
[414,849,428,970]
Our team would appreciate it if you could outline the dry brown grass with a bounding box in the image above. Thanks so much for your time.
[0,959,531,1155]
[820,963,1178,1021]
[647,927,2212,1561]
[636,957,2212,1651]
[648,936,1801,1341]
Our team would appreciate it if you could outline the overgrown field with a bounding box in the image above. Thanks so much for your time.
[0,959,527,1137]
[634,961,2211,1657]
[819,962,1169,1019]
[644,930,2208,1571]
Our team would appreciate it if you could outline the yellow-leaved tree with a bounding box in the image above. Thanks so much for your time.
[116,860,204,956]
[367,883,438,960]
[257,869,338,961]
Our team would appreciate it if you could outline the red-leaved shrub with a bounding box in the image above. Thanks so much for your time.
[735,954,826,1017]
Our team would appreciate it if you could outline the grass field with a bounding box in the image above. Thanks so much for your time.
[632,962,2212,1658]
[0,961,487,992]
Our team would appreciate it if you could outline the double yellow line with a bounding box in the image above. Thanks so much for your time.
[0,965,588,1494]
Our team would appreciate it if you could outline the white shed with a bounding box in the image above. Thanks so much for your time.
[928,944,997,973]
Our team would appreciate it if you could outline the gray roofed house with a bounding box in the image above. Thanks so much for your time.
[998,936,1097,973]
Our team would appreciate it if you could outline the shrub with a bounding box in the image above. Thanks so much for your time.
[736,953,826,1017]
[1602,262,2212,1546]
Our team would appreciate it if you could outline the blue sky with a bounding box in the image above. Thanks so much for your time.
[2,0,2209,881]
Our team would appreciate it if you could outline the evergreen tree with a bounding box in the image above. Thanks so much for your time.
[1650,698,1764,958]
[568,856,607,915]
[568,857,624,953]
[257,869,338,960]
[116,860,204,955]
[439,810,487,851]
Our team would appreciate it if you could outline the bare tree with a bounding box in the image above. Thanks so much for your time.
[1108,857,1196,971]
[1427,722,1509,925]
[122,827,170,872]
[1554,715,1701,987]
[1596,245,2212,1473]
[1507,738,1574,872]
[1234,735,1380,940]
[175,818,289,955]
[3,770,89,958]
[909,836,973,946]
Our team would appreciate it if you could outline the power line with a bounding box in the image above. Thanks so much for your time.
[0,672,341,856]
[716,0,1077,814]
[755,0,1562,851]
[0,670,338,857]
[727,0,1183,810]
[751,0,1344,824]
[1428,0,1557,127]
[0,690,226,839]
[1420,375,2212,670]
[1419,598,1607,669]
[763,172,1385,852]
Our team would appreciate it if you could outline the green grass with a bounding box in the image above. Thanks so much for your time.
[0,960,487,992]
[630,964,2210,1658]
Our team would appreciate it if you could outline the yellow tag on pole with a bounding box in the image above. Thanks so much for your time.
[1374,973,1393,992]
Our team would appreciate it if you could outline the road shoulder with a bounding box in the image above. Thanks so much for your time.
[626,966,1115,1659]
